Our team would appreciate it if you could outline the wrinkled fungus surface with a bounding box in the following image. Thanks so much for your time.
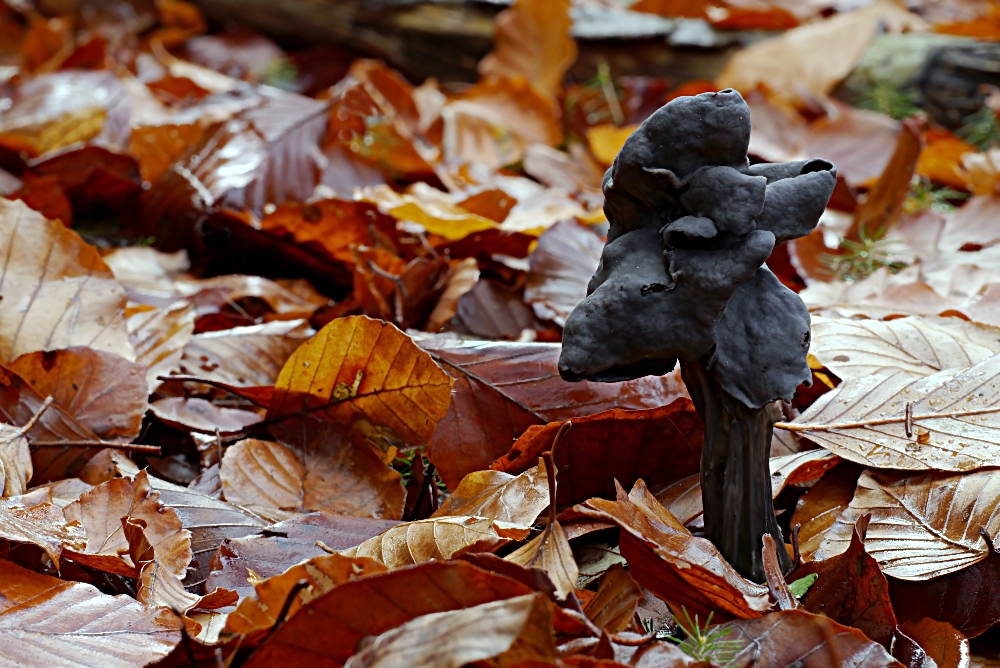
[559,89,837,410]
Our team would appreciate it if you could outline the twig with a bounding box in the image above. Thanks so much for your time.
[790,523,802,573]
[904,402,913,438]
[4,396,54,441]
[774,405,1000,432]
[29,440,162,454]
[980,527,998,555]
[259,579,310,647]
[315,540,337,555]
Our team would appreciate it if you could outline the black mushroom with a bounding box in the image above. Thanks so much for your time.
[558,89,837,582]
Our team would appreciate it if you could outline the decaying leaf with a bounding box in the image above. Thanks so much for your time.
[180,319,310,387]
[0,423,32,497]
[505,519,578,601]
[583,563,641,633]
[0,488,85,565]
[817,469,1000,579]
[432,464,549,526]
[790,463,864,562]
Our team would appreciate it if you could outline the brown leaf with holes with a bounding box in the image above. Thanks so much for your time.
[220,425,405,521]
[267,316,454,451]
[243,560,535,667]
[432,464,549,526]
[0,488,86,565]
[0,199,132,365]
[0,560,182,666]
[583,563,641,633]
[180,320,310,388]
[62,469,192,578]
[8,348,148,443]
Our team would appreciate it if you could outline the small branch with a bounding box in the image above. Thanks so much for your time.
[29,440,162,454]
[980,527,998,555]
[790,523,802,573]
[774,405,1000,432]
[904,402,913,438]
[315,540,337,555]
[5,396,55,441]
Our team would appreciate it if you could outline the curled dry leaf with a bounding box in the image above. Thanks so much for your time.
[0,488,86,565]
[818,469,1000,580]
[583,563,641,633]
[180,319,310,387]
[524,220,604,327]
[268,316,454,450]
[221,427,405,521]
[493,400,703,510]
[343,593,557,668]
[719,608,904,668]
[477,0,576,100]
[425,257,480,333]
[505,519,578,600]
[432,464,549,526]
[62,469,192,578]
[420,339,688,488]
[243,560,535,667]
[791,515,897,648]
[0,560,181,667]
[223,552,387,636]
[809,316,1000,380]
[575,480,771,622]
[0,199,133,365]
[122,516,202,616]
[9,347,148,443]
[786,355,1000,471]
[126,301,196,391]
[340,515,531,569]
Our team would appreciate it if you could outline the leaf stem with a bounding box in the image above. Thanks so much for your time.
[774,405,1000,432]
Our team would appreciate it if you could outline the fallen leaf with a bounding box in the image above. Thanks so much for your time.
[62,469,192,578]
[587,124,638,166]
[267,316,454,451]
[790,462,864,562]
[425,258,480,333]
[583,563,641,633]
[180,319,311,388]
[802,104,903,189]
[917,128,978,190]
[817,469,1000,579]
[575,480,771,621]
[243,560,536,667]
[791,515,897,648]
[0,198,133,364]
[123,516,202,615]
[449,279,545,340]
[221,422,405,521]
[809,316,1000,380]
[897,618,970,668]
[524,220,604,326]
[0,560,181,665]
[150,397,262,435]
[0,423,32,496]
[432,464,549,526]
[360,184,499,241]
[478,0,576,100]
[0,488,86,565]
[786,355,1000,471]
[493,401,703,510]
[126,301,196,391]
[506,519,578,600]
[343,593,557,667]
[9,347,148,443]
[719,608,903,668]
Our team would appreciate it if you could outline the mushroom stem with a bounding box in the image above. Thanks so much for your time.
[681,357,792,583]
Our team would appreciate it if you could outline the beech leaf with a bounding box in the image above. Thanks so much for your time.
[0,488,86,565]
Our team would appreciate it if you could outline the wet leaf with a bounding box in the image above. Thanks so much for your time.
[790,462,864,562]
[432,465,549,526]
[493,401,703,510]
[0,560,181,665]
[221,424,405,521]
[524,220,604,326]
[343,593,557,667]
[123,516,203,615]
[8,348,148,443]
[575,480,771,621]
[787,355,1000,471]
[0,198,132,365]
[897,618,970,668]
[583,563,641,633]
[0,488,86,565]
[719,608,903,668]
[62,469,192,578]
[267,316,454,450]
[818,469,1000,579]
[810,316,1000,380]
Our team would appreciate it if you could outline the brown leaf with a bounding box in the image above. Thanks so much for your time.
[180,320,309,388]
[450,279,545,340]
[63,469,192,578]
[0,423,32,496]
[818,469,1000,579]
[123,516,202,615]
[506,519,578,600]
[802,103,902,188]
[223,552,387,636]
[432,464,549,526]
[221,424,405,521]
[719,608,903,668]
[791,515,897,648]
[150,397,262,435]
[524,220,604,326]
[478,0,576,100]
[244,560,536,667]
[128,122,205,185]
[762,534,798,612]
[493,401,703,510]
[267,316,454,451]
[575,480,771,621]
[425,258,481,333]
[206,511,398,600]
[127,301,196,391]
[897,618,970,668]
[421,339,688,488]
[8,348,148,443]
[0,488,86,565]
[343,593,557,667]
[0,199,132,364]
[583,563,641,633]
[0,560,181,665]
[340,515,530,569]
